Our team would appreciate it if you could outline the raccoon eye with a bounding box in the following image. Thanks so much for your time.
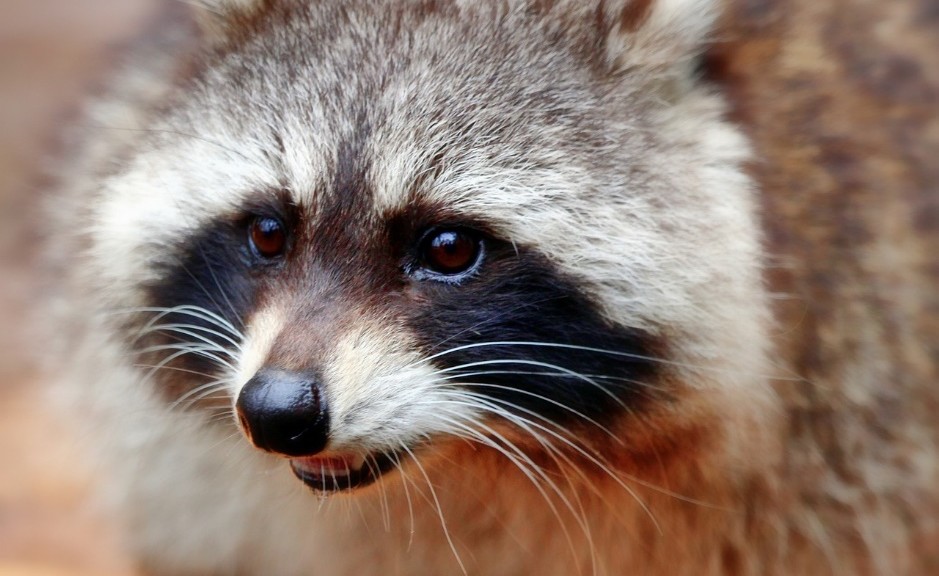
[420,228,482,276]
[248,216,287,259]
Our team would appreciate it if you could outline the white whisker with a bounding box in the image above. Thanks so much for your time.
[447,390,670,529]
[136,322,244,352]
[430,404,598,576]
[440,379,622,443]
[118,305,243,340]
[388,451,417,549]
[196,245,247,330]
[417,340,801,381]
[398,442,467,576]
[436,359,628,410]
[139,345,236,378]
[169,378,233,412]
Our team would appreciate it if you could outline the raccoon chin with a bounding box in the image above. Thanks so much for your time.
[289,450,403,493]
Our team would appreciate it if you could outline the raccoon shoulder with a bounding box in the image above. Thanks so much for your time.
[711,0,939,571]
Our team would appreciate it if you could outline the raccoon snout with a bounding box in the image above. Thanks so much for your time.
[235,369,330,457]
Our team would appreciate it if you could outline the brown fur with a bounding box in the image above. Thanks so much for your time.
[708,0,939,571]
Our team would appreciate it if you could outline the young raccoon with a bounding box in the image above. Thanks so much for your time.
[45,0,938,574]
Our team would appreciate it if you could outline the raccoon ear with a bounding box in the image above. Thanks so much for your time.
[599,0,716,77]
[190,0,265,40]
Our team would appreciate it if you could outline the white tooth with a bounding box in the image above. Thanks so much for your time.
[349,454,366,470]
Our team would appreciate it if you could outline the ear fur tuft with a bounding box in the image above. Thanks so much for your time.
[189,0,266,39]
[602,0,717,75]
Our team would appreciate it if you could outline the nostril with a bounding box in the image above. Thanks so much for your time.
[235,369,329,457]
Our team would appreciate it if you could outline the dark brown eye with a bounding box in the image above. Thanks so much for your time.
[249,217,287,259]
[421,229,482,276]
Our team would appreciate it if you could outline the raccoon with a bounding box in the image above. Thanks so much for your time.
[44,0,938,574]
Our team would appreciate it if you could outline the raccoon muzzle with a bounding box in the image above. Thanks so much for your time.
[236,367,403,493]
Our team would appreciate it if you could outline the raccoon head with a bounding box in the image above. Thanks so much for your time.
[90,0,773,493]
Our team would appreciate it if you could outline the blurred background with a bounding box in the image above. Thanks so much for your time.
[0,2,155,574]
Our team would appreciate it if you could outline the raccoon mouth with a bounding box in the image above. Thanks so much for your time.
[289,451,400,493]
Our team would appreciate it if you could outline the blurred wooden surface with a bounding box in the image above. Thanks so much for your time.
[0,2,155,574]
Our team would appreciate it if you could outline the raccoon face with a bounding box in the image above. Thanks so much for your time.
[90,0,769,493]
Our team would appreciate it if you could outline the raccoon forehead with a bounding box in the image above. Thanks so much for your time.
[95,0,640,237]
[96,58,614,248]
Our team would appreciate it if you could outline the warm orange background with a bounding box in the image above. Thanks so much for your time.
[0,2,157,574]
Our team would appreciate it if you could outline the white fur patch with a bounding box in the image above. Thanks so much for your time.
[605,0,717,73]
[233,306,287,395]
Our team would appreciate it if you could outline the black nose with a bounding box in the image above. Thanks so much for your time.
[235,369,329,457]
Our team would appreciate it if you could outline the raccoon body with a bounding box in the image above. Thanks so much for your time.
[45,0,938,574]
